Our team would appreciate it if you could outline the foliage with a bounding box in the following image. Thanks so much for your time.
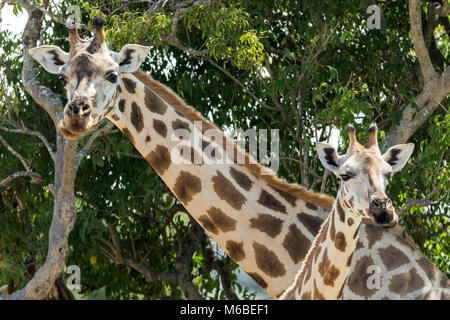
[0,0,448,299]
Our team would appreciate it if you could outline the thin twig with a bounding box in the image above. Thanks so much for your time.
[398,184,443,217]
[0,125,56,162]
[0,171,41,189]
[0,134,29,170]
[75,122,114,169]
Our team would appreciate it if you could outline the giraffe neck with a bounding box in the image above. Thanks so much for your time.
[280,187,362,299]
[105,71,334,298]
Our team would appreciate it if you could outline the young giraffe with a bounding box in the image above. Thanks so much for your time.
[280,124,414,299]
[28,19,450,299]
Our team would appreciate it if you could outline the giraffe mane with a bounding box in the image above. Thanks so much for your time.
[132,69,335,210]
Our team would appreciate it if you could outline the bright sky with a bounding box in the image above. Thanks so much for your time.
[0,4,28,35]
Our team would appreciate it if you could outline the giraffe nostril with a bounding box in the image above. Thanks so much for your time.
[82,105,90,112]
[72,106,80,115]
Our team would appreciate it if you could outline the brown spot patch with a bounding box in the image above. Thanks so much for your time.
[346,255,377,298]
[417,257,437,281]
[253,242,286,277]
[201,139,220,160]
[336,199,345,223]
[145,135,151,142]
[173,171,202,205]
[318,248,340,286]
[122,127,135,145]
[172,119,191,133]
[258,189,286,214]
[329,213,336,241]
[334,231,347,252]
[106,106,114,114]
[248,272,268,289]
[198,215,219,235]
[306,202,318,211]
[353,227,360,239]
[130,102,144,133]
[389,268,425,295]
[337,280,346,299]
[212,171,246,210]
[378,245,410,271]
[153,119,167,138]
[229,167,253,191]
[116,85,122,93]
[249,213,283,238]
[347,252,354,267]
[347,217,354,226]
[118,99,126,113]
[144,86,167,115]
[226,240,245,262]
[349,197,354,207]
[365,224,383,249]
[313,280,325,300]
[301,291,311,300]
[179,146,202,165]
[440,277,450,289]
[271,186,297,207]
[145,145,171,175]
[297,212,322,236]
[282,224,311,264]
[111,114,120,121]
[122,78,136,93]
[207,207,236,233]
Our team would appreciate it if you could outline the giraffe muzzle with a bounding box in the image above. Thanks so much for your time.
[59,97,94,139]
[68,97,92,118]
[369,195,397,227]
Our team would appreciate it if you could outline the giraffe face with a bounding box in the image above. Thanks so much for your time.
[28,18,150,140]
[316,124,414,227]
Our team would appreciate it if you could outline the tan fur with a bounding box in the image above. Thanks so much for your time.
[132,69,334,210]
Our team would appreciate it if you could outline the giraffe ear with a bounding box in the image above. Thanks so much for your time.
[382,143,414,172]
[316,142,343,172]
[112,44,150,73]
[28,45,69,74]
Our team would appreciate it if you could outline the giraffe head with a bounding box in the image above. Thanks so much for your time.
[28,17,150,140]
[316,124,414,227]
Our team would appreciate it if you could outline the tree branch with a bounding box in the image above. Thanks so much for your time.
[409,0,437,82]
[20,1,64,127]
[383,0,450,149]
[0,125,56,162]
[94,220,204,299]
[0,134,30,170]
[1,4,80,300]
[75,122,114,169]
[15,0,91,31]
[397,184,443,216]
[0,171,41,189]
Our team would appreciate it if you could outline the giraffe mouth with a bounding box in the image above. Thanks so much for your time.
[369,209,398,228]
[57,117,83,140]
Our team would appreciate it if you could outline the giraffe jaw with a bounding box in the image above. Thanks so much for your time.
[57,118,81,140]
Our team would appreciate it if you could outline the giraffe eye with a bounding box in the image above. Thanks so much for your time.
[340,174,351,181]
[58,76,67,86]
[106,72,118,83]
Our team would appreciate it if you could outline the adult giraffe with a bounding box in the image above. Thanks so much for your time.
[281,124,412,299]
[29,18,450,299]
